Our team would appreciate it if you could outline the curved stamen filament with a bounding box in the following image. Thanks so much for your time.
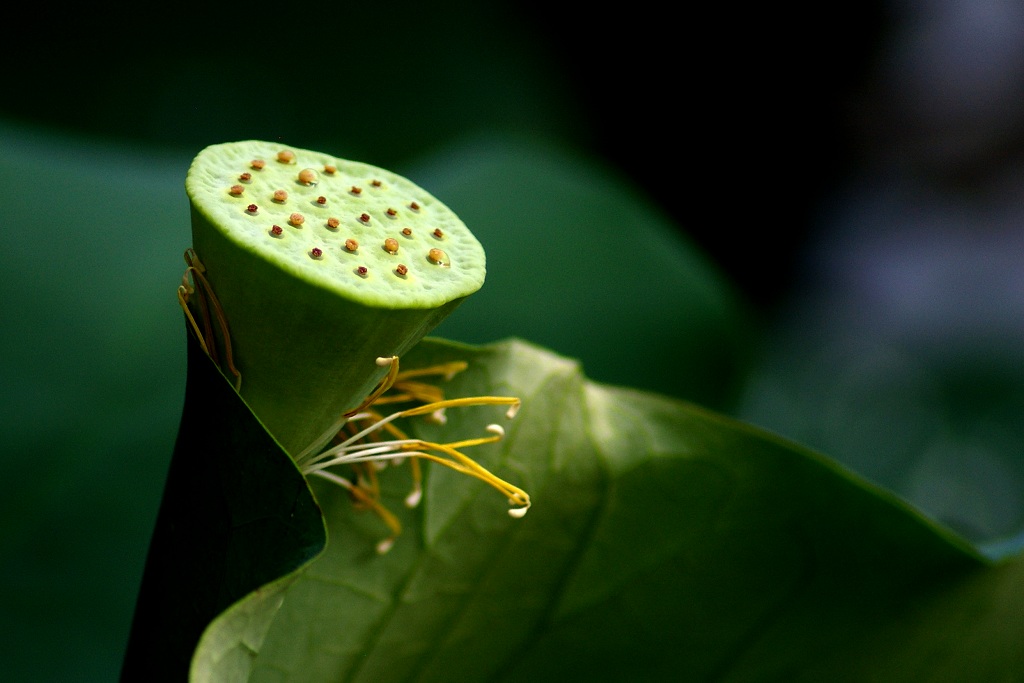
[345,356,400,417]
[296,356,402,463]
[400,396,521,420]
[400,446,531,511]
[310,469,400,554]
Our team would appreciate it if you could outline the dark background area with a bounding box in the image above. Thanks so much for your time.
[1,1,888,315]
[7,5,1024,680]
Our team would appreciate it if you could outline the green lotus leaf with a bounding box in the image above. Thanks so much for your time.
[135,334,1019,682]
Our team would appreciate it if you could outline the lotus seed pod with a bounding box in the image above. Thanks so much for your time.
[185,140,485,454]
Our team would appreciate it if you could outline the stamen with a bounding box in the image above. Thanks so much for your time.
[405,484,422,508]
[293,353,528,550]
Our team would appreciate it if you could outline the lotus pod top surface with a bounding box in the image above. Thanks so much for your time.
[186,140,485,309]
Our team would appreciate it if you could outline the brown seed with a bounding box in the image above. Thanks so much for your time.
[386,208,397,217]
[409,201,420,211]
[433,228,444,238]
[384,238,399,254]
[395,264,408,276]
[350,186,362,195]
[401,227,413,237]
[359,213,370,223]
[345,238,359,252]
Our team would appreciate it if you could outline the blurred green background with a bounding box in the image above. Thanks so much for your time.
[5,1,1024,680]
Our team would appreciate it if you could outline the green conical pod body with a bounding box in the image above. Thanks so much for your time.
[186,141,485,454]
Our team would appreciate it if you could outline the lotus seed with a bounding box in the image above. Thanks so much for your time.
[273,189,288,203]
[289,213,304,226]
[428,248,448,265]
[277,150,295,164]
[345,238,359,252]
[384,238,399,254]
